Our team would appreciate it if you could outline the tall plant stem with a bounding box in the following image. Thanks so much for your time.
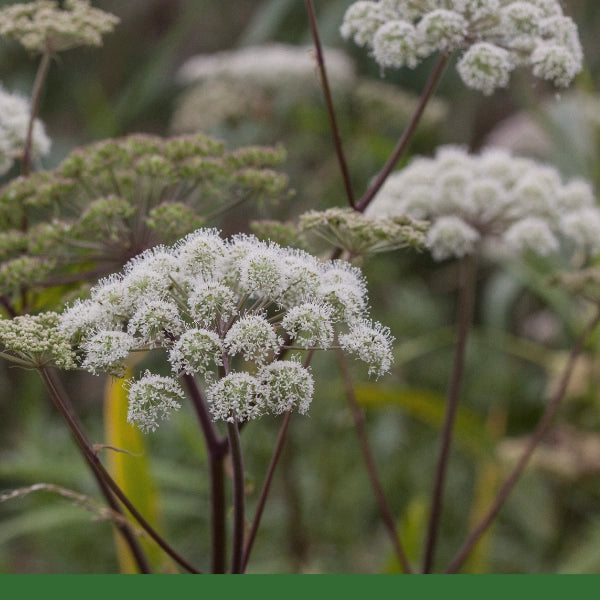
[241,410,292,573]
[422,256,476,573]
[21,51,52,178]
[355,52,450,213]
[227,420,245,574]
[182,374,228,573]
[444,305,600,574]
[336,348,413,574]
[48,368,151,573]
[39,367,201,574]
[304,0,355,208]
[241,351,315,572]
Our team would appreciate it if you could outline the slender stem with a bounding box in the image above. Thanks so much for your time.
[39,367,201,574]
[241,410,293,573]
[335,348,413,574]
[241,351,315,572]
[21,51,52,178]
[444,305,600,574]
[227,420,245,574]
[46,372,152,574]
[88,459,153,573]
[422,256,476,573]
[355,52,450,213]
[304,0,355,208]
[182,373,228,573]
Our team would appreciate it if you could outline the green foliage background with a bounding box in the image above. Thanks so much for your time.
[2,0,600,574]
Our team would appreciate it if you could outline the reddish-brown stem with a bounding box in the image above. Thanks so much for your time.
[355,53,450,214]
[444,305,600,574]
[182,374,228,574]
[304,0,356,208]
[422,256,476,573]
[241,351,314,572]
[39,367,201,574]
[21,51,52,179]
[227,420,245,574]
[335,348,413,573]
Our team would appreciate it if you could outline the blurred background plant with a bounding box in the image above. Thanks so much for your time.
[2,0,600,574]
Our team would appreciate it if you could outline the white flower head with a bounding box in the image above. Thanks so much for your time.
[175,228,226,281]
[127,300,184,347]
[238,244,286,300]
[318,260,368,321]
[224,314,282,364]
[126,371,184,433]
[207,371,264,423]
[456,42,512,96]
[560,209,600,258]
[503,217,560,256]
[81,330,137,377]
[372,20,419,69]
[279,250,322,307]
[169,327,224,376]
[531,42,582,88]
[417,9,468,55]
[340,1,388,47]
[59,297,115,344]
[281,302,334,349]
[426,216,480,261]
[259,360,314,415]
[339,319,395,379]
[187,280,237,327]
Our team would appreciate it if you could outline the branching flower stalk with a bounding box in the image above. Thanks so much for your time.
[335,347,413,574]
[444,303,600,573]
[241,350,315,573]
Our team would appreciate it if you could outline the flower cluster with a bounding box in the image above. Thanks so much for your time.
[0,0,119,54]
[0,132,288,311]
[0,84,51,177]
[341,1,583,94]
[0,312,76,369]
[58,229,394,431]
[365,145,600,262]
[298,207,427,256]
[171,44,356,135]
[176,43,356,90]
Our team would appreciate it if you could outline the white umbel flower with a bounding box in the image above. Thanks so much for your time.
[126,371,184,433]
[207,371,264,423]
[224,314,282,364]
[259,360,314,415]
[367,145,600,262]
[341,0,583,94]
[339,320,395,378]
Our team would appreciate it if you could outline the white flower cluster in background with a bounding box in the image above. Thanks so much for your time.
[366,145,600,261]
[176,43,356,89]
[59,229,394,432]
[340,1,583,94]
[0,84,51,176]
